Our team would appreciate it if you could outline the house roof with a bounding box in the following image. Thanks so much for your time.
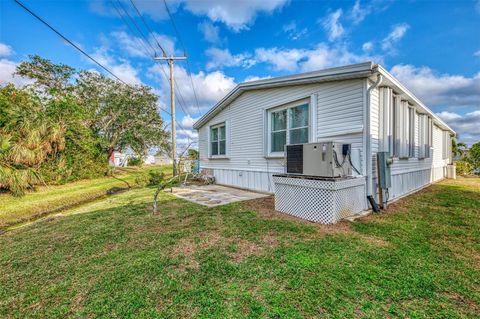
[193,62,455,135]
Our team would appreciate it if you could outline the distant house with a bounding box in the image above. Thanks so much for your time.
[109,151,129,167]
[154,154,173,165]
[194,62,455,205]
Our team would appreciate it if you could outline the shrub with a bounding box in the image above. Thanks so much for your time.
[134,173,149,187]
[148,171,165,186]
[455,161,473,176]
[128,156,143,167]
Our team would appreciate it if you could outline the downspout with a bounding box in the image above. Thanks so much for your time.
[366,71,383,205]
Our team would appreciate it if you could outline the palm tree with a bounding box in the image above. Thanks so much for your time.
[0,85,65,195]
[452,139,467,159]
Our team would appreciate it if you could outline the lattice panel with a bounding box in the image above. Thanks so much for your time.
[273,176,366,224]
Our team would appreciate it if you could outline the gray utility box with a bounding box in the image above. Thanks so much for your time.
[285,142,352,178]
[377,152,392,189]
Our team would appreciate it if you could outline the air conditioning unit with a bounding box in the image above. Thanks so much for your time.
[285,142,352,178]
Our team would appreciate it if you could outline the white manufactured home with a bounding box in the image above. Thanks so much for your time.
[193,62,455,217]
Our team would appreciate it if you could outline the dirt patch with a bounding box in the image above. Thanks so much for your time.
[443,292,480,312]
[241,196,315,224]
[229,238,264,263]
[241,196,355,236]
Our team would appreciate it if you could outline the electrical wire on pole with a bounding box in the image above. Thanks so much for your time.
[163,0,202,116]
[12,0,189,135]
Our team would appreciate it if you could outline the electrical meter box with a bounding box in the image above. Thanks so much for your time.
[285,142,352,178]
[377,151,392,188]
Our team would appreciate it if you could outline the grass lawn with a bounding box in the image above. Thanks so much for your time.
[0,178,479,318]
[0,165,172,230]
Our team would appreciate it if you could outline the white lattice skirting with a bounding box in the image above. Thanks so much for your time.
[273,175,367,224]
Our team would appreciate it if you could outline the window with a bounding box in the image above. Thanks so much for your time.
[269,103,309,154]
[210,123,226,156]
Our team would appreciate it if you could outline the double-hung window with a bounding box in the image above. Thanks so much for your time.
[269,102,309,155]
[210,123,226,156]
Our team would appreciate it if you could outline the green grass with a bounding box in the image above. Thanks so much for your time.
[0,165,172,229]
[0,178,479,318]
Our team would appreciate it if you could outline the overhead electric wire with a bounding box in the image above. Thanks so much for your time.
[113,0,158,57]
[128,0,194,120]
[129,0,167,57]
[110,0,156,57]
[13,0,189,133]
[163,0,202,115]
[13,0,125,84]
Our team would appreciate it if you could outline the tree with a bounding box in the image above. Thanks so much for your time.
[467,142,480,172]
[15,55,75,99]
[75,71,170,159]
[0,85,65,195]
[452,139,467,159]
[187,149,199,160]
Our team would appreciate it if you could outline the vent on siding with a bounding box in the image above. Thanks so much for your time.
[286,144,303,174]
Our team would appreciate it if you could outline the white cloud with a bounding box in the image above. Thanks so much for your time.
[349,0,369,24]
[92,0,288,31]
[255,47,307,72]
[381,23,409,52]
[0,43,14,57]
[474,50,480,57]
[321,9,345,41]
[437,110,480,145]
[111,31,150,58]
[282,21,308,40]
[476,0,480,14]
[198,21,221,44]
[390,64,480,109]
[91,47,142,85]
[254,43,383,72]
[147,64,236,114]
[183,0,288,31]
[205,48,255,70]
[0,59,33,87]
[362,41,373,52]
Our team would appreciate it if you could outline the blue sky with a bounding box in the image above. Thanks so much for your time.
[1,0,480,146]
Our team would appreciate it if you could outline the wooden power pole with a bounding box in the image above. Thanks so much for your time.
[154,55,187,176]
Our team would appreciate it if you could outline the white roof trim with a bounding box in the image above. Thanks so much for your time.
[193,62,374,129]
[194,62,456,136]
[376,65,455,135]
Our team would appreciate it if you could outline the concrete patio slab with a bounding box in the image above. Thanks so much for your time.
[168,184,268,207]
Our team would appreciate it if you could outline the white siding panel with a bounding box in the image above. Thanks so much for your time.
[199,79,365,192]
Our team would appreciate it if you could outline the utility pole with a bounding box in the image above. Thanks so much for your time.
[154,55,187,176]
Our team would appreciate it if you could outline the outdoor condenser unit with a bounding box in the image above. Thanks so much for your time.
[285,142,352,178]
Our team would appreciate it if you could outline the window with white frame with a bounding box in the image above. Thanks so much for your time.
[268,102,309,154]
[210,123,226,156]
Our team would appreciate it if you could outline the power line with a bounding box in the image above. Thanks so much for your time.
[129,0,167,57]
[128,0,194,120]
[13,0,126,84]
[110,0,156,58]
[163,0,186,55]
[13,0,190,133]
[113,0,158,57]
[163,0,202,116]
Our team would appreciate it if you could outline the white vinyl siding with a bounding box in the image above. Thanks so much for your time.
[198,79,365,193]
[418,114,432,158]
